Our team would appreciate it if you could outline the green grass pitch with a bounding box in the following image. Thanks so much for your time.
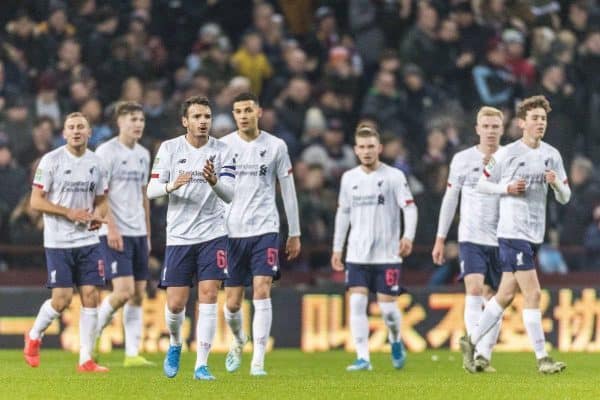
[1,350,598,399]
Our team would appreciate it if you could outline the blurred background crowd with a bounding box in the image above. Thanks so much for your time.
[1,0,600,285]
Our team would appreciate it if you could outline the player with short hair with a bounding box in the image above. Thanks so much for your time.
[331,125,417,371]
[221,92,301,376]
[25,112,109,372]
[94,101,153,367]
[460,95,570,374]
[147,96,235,381]
[432,106,504,372]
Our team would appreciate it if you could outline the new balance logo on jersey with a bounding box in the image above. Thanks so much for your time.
[259,149,267,157]
[178,158,187,164]
[50,270,56,284]
[64,169,72,175]
[259,165,267,176]
[518,161,526,167]
[352,185,358,190]
[121,160,128,165]
[472,167,480,172]
[516,252,524,266]
[89,182,96,192]
[377,180,384,187]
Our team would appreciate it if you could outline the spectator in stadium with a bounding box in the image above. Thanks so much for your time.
[503,29,536,89]
[400,0,439,80]
[472,39,518,109]
[32,3,77,71]
[361,71,406,138]
[8,192,44,266]
[16,116,55,169]
[274,76,312,139]
[0,137,28,240]
[301,118,357,185]
[583,204,600,271]
[231,31,273,97]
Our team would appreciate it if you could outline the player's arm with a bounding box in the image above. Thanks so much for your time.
[397,174,417,258]
[332,175,351,271]
[433,186,459,265]
[476,152,525,196]
[433,158,462,265]
[203,150,235,203]
[147,144,191,199]
[142,185,151,252]
[89,194,109,231]
[277,143,301,260]
[545,153,571,204]
[30,186,92,223]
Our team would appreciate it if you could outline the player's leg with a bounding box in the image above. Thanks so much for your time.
[474,284,501,372]
[194,280,220,380]
[463,274,485,338]
[344,263,372,371]
[375,264,405,369]
[25,287,72,367]
[460,271,517,373]
[74,244,109,372]
[250,275,273,376]
[160,244,195,378]
[514,268,565,373]
[248,234,280,376]
[122,236,153,366]
[194,236,227,380]
[97,276,134,337]
[223,237,249,373]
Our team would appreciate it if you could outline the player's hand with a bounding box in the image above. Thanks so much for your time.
[507,178,526,195]
[399,238,413,258]
[171,172,192,191]
[202,159,217,186]
[545,170,557,185]
[286,236,301,260]
[331,251,344,271]
[432,237,446,265]
[66,208,93,224]
[107,224,124,251]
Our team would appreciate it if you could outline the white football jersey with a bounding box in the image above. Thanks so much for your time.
[483,140,567,244]
[150,135,234,245]
[219,130,293,238]
[96,138,150,237]
[447,146,500,246]
[33,146,107,248]
[337,163,415,264]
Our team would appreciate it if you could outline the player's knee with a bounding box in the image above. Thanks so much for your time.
[198,289,218,304]
[167,302,185,314]
[51,296,72,312]
[523,288,541,306]
[130,291,144,305]
[115,287,134,305]
[465,286,484,296]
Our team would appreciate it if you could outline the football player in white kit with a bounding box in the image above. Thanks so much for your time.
[331,125,417,371]
[147,96,235,381]
[94,102,153,367]
[432,106,504,372]
[220,92,301,376]
[24,112,109,372]
[460,95,570,374]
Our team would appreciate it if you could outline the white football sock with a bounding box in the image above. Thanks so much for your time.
[350,293,370,361]
[470,297,504,344]
[476,313,502,360]
[378,301,402,343]
[195,303,217,369]
[123,304,142,357]
[79,307,98,365]
[165,305,185,346]
[96,295,116,337]
[522,308,548,359]
[224,305,246,344]
[251,298,272,369]
[29,299,60,340]
[464,295,484,336]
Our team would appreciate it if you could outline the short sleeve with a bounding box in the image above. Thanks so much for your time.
[150,143,171,183]
[338,173,351,212]
[33,155,53,192]
[95,162,108,196]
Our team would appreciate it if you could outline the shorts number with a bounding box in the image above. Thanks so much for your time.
[216,250,227,269]
[385,269,399,286]
[267,248,278,266]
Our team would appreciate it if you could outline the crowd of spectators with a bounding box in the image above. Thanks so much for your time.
[1,0,600,279]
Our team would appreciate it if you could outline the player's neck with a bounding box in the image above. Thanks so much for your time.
[118,134,136,149]
[185,133,208,148]
[65,144,86,157]
[360,160,380,173]
[477,143,498,156]
[521,134,541,149]
[238,127,260,142]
